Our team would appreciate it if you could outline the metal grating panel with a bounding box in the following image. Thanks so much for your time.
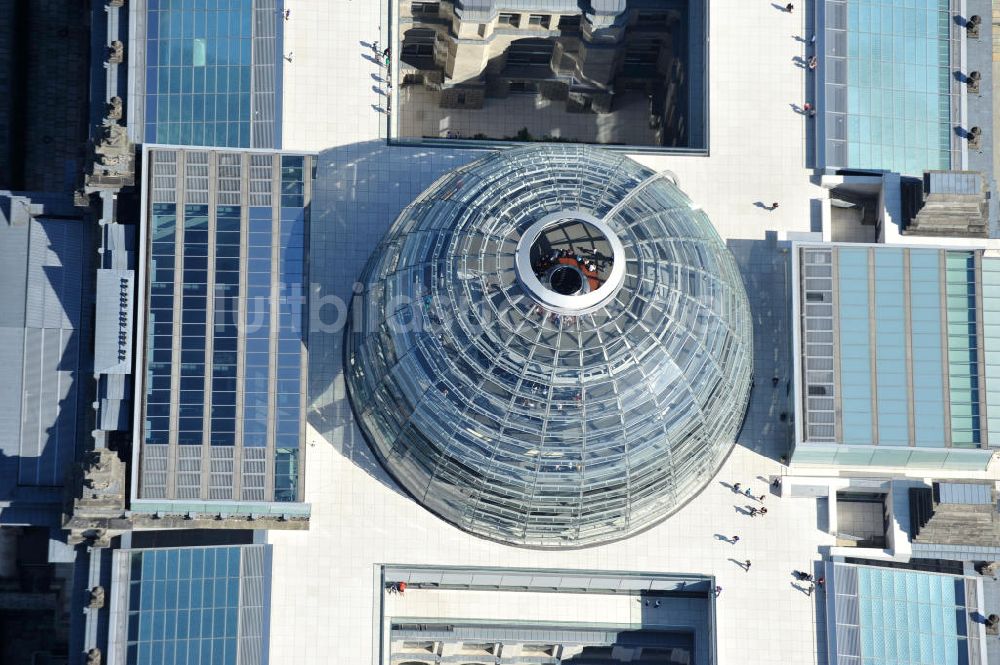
[239,544,269,665]
[801,248,836,442]
[826,2,847,29]
[175,445,203,500]
[927,171,981,196]
[832,563,861,661]
[937,482,992,505]
[825,84,848,115]
[140,444,169,499]
[185,152,210,205]
[241,447,267,501]
[151,150,178,203]
[828,140,847,167]
[826,58,847,86]
[836,626,861,657]
[834,563,858,596]
[209,446,235,500]
[217,153,243,206]
[251,0,279,149]
[249,154,273,207]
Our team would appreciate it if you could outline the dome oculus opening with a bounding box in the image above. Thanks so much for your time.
[548,265,586,295]
[515,212,626,314]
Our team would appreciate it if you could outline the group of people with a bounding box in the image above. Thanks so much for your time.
[803,33,818,114]
[532,247,601,279]
[725,482,772,575]
[371,42,391,63]
[733,482,769,516]
[372,41,393,111]
[794,571,825,596]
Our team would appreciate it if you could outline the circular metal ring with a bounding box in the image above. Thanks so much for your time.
[514,210,626,314]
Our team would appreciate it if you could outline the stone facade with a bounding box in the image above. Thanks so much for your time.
[398,1,681,116]
[911,482,1000,547]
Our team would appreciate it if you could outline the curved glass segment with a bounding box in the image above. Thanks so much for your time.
[345,145,753,548]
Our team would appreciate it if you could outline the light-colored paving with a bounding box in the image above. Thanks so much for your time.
[273,1,834,664]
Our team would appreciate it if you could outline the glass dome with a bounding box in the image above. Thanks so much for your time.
[345,145,753,548]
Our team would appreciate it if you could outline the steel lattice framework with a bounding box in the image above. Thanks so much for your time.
[345,145,753,548]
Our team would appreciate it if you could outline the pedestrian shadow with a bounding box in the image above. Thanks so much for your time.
[792,34,809,43]
[371,72,385,83]
[954,125,975,139]
[752,201,773,210]
[359,40,376,50]
[791,581,812,595]
[372,85,386,97]
[792,56,807,69]
[718,481,738,492]
[728,558,749,570]
[362,53,381,65]
[371,104,386,114]
[714,533,734,543]
[790,103,807,115]
[768,477,783,496]
[771,2,791,11]
[734,505,753,516]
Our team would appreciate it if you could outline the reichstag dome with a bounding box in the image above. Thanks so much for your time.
[345,145,753,548]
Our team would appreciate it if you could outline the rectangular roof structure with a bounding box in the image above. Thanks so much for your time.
[94,268,135,375]
[133,147,312,518]
[825,562,979,665]
[792,242,1000,468]
[107,544,273,665]
[0,195,94,507]
[936,481,993,505]
[814,0,995,179]
[94,223,139,434]
[927,171,984,196]
[382,565,716,665]
[127,0,284,148]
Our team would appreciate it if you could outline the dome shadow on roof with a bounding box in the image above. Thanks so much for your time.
[345,145,753,548]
